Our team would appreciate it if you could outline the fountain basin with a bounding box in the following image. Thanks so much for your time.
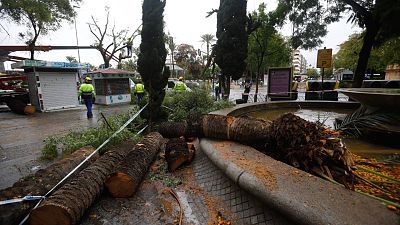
[337,88,400,110]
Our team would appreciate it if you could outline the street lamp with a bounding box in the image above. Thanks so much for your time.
[73,6,81,63]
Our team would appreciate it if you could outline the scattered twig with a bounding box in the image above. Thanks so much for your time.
[357,166,400,183]
[100,112,113,130]
[354,173,393,195]
[169,188,183,225]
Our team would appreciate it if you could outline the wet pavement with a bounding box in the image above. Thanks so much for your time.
[0,103,135,189]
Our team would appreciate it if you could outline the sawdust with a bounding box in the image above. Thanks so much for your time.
[213,142,277,190]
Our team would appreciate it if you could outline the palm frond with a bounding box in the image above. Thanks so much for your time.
[335,106,400,137]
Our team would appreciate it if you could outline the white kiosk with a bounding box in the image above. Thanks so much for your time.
[87,68,133,105]
[11,60,88,112]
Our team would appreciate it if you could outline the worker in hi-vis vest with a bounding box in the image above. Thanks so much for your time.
[173,76,187,93]
[134,80,145,104]
[79,77,96,118]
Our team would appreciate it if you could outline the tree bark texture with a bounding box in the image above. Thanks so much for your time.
[0,147,96,225]
[29,142,137,225]
[105,132,164,198]
[159,114,271,145]
[159,113,354,184]
[165,137,195,172]
[353,22,379,88]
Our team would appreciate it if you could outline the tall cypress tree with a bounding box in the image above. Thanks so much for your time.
[138,0,169,124]
[215,0,248,99]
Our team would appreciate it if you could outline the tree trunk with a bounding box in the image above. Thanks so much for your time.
[105,133,164,198]
[159,113,354,186]
[158,122,187,138]
[353,21,379,88]
[165,137,194,172]
[0,147,97,225]
[29,142,136,225]
[159,114,271,145]
[221,75,231,100]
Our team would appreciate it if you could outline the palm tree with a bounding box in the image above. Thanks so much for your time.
[166,34,176,77]
[200,34,216,64]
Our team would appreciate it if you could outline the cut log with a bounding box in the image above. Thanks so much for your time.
[0,147,96,225]
[105,132,164,198]
[165,137,194,172]
[29,139,138,225]
[30,133,161,225]
[159,114,271,145]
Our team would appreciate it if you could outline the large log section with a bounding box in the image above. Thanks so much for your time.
[29,133,163,225]
[0,147,96,225]
[159,114,271,144]
[105,132,164,198]
[159,113,354,186]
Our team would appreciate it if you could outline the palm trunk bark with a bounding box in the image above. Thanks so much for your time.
[105,133,164,198]
[0,147,97,225]
[30,142,136,225]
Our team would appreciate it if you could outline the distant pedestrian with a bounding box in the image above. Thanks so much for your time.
[215,81,221,100]
[134,80,145,104]
[174,77,188,93]
[79,77,96,119]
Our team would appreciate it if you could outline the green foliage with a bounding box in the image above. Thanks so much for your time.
[137,0,168,123]
[121,59,137,72]
[41,109,143,160]
[148,159,182,187]
[66,56,78,63]
[306,68,319,79]
[163,88,234,121]
[277,0,400,87]
[0,0,80,59]
[335,106,400,137]
[334,34,400,72]
[247,3,292,77]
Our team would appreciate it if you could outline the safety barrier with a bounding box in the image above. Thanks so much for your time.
[235,90,349,103]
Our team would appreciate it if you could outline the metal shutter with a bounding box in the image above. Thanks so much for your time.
[40,72,78,111]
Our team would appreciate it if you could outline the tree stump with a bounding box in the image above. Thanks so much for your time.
[0,147,96,225]
[165,137,195,172]
[105,132,164,198]
[29,140,137,225]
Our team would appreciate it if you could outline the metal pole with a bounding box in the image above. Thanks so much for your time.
[73,6,81,63]
[322,67,324,100]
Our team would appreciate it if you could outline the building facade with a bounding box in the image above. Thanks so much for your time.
[292,49,307,75]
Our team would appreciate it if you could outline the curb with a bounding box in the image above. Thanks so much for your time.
[200,138,399,225]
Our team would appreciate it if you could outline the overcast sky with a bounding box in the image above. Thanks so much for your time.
[1,0,360,70]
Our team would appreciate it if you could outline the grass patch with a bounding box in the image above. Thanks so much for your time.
[148,158,182,187]
[41,108,145,160]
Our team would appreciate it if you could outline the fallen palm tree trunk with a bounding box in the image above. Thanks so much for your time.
[159,114,271,144]
[29,141,138,225]
[165,137,195,172]
[105,132,164,198]
[0,147,96,225]
[160,113,354,186]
